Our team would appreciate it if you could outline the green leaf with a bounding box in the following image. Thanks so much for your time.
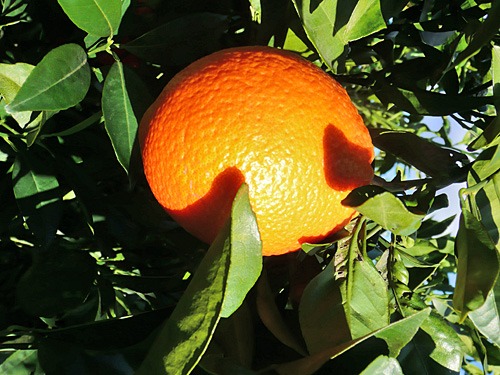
[249,0,261,23]
[299,260,351,354]
[273,309,430,375]
[0,350,43,375]
[200,303,255,373]
[57,0,122,37]
[0,62,34,126]
[7,44,90,112]
[136,217,230,374]
[102,62,139,174]
[470,145,500,182]
[370,129,468,180]
[16,248,97,317]
[12,149,62,247]
[453,209,500,321]
[467,150,500,249]
[292,0,406,70]
[414,314,464,372]
[136,184,260,375]
[469,290,500,348]
[373,76,495,116]
[123,13,229,67]
[342,186,424,236]
[451,1,500,71]
[360,355,403,375]
[372,309,430,358]
[221,184,262,318]
[345,259,390,338]
[41,111,102,139]
[257,270,308,355]
[292,0,347,69]
[345,0,385,41]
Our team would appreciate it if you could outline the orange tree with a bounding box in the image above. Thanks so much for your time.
[0,1,499,374]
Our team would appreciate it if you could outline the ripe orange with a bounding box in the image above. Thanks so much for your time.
[139,46,374,256]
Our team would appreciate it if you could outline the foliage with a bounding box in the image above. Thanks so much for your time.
[0,0,499,374]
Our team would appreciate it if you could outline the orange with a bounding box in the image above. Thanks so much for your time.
[139,46,374,256]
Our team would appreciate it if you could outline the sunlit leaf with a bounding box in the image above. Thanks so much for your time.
[345,0,385,41]
[0,350,42,375]
[343,186,424,236]
[102,62,138,174]
[292,0,346,69]
[249,0,261,23]
[469,291,500,348]
[57,0,123,37]
[422,314,464,371]
[347,259,390,339]
[360,355,403,375]
[7,44,90,112]
[0,62,34,126]
[136,184,260,374]
[136,216,229,374]
[221,184,262,318]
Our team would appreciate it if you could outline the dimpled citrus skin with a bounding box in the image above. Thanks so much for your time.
[140,46,374,256]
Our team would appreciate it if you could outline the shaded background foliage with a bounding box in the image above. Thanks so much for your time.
[0,0,499,374]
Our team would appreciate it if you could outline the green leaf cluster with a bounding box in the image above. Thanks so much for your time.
[0,1,499,374]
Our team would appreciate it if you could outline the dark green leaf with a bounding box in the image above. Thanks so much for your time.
[16,248,97,317]
[343,186,424,236]
[123,13,229,67]
[451,1,500,70]
[12,150,62,247]
[299,261,351,354]
[453,209,500,321]
[43,307,173,350]
[7,44,90,112]
[273,309,430,375]
[57,0,122,37]
[41,111,102,138]
[257,270,308,355]
[360,355,403,375]
[373,76,495,116]
[200,303,255,372]
[370,129,468,180]
[102,62,138,174]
